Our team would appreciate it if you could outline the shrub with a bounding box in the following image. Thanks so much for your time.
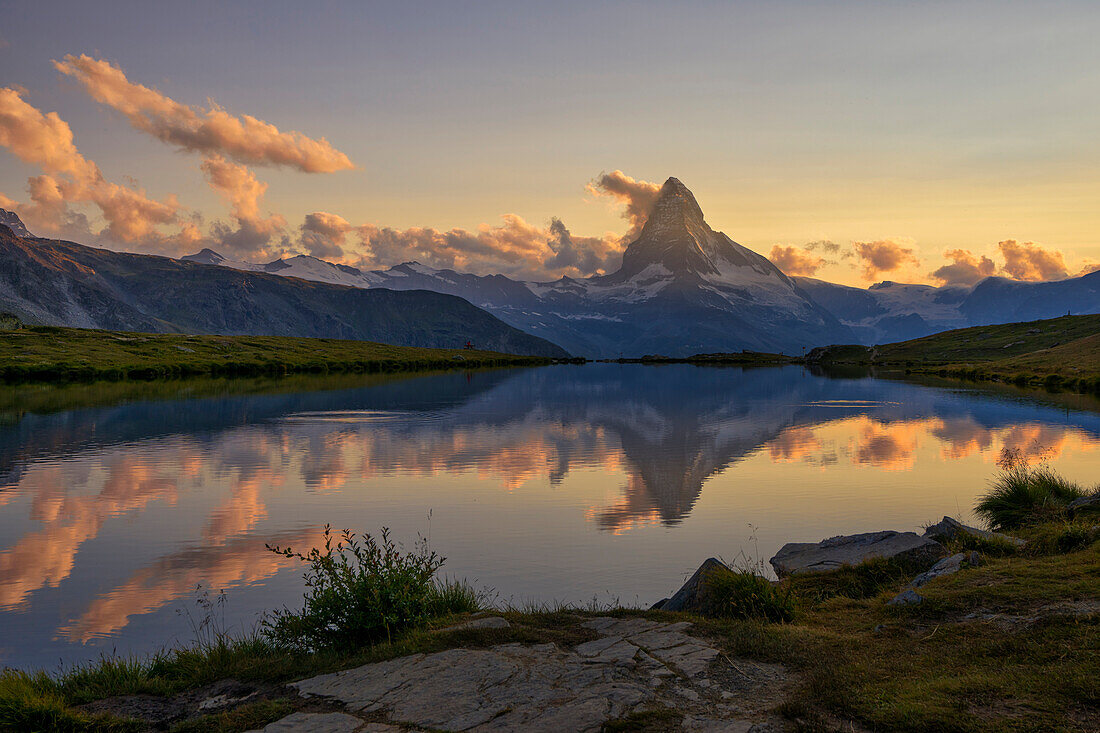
[699,567,794,622]
[262,525,478,652]
[975,451,1085,531]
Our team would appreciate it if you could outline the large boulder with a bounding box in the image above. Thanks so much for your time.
[922,516,1025,547]
[769,531,943,577]
[655,558,732,612]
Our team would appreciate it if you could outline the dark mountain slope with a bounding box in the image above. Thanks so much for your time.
[0,227,567,357]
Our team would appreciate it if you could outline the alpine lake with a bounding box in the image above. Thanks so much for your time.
[1,363,1098,668]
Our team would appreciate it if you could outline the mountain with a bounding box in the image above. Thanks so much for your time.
[186,179,855,356]
[0,226,568,357]
[0,210,33,239]
[795,273,1100,344]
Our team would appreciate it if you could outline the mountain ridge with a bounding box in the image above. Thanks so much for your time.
[0,226,568,357]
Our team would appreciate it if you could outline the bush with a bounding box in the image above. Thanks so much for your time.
[699,567,794,622]
[975,451,1085,531]
[262,525,478,652]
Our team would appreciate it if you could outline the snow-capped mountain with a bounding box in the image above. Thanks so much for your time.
[185,178,853,356]
[0,209,33,239]
[794,273,1100,344]
[181,178,1100,355]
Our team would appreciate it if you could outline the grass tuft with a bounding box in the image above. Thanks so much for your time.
[698,567,795,622]
[976,462,1086,532]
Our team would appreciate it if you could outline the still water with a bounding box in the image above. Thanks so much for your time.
[1,364,1098,668]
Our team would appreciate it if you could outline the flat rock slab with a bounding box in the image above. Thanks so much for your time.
[291,618,786,732]
[770,530,942,577]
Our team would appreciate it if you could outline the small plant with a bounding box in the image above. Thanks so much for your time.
[262,525,478,652]
[698,526,794,622]
[975,448,1086,531]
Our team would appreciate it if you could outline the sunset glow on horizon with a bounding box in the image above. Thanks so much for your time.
[3,1,1100,286]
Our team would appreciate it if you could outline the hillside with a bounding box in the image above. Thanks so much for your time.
[0,225,567,358]
[0,326,553,382]
[808,315,1100,390]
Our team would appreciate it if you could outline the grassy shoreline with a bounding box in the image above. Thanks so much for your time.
[0,326,555,383]
[810,315,1100,394]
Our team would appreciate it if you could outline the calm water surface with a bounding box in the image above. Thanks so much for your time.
[2,364,1098,668]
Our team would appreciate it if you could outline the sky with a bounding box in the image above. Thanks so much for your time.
[2,0,1100,286]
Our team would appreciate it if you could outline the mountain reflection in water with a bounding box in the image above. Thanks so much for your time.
[0,364,1097,667]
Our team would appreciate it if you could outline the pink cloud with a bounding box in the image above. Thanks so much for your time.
[54,55,354,173]
[586,170,661,240]
[0,86,183,247]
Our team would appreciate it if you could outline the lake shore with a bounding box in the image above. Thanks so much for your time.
[0,326,558,383]
[3,500,1096,732]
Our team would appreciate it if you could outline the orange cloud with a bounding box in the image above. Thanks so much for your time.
[201,155,287,259]
[0,86,183,246]
[852,238,920,281]
[54,55,354,173]
[354,212,621,280]
[586,170,661,240]
[300,211,353,259]
[998,239,1069,281]
[931,248,996,286]
[769,245,827,277]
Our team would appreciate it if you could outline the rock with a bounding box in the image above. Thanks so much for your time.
[246,712,366,732]
[448,616,511,631]
[909,551,981,588]
[661,557,732,611]
[1067,494,1100,515]
[887,589,924,606]
[291,617,786,731]
[922,516,1025,547]
[769,531,943,577]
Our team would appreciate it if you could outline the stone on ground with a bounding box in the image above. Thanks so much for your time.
[887,589,924,606]
[922,516,1025,547]
[1067,494,1100,516]
[656,557,733,612]
[909,551,981,588]
[770,530,942,577]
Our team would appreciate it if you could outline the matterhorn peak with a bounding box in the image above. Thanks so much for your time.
[608,176,779,283]
[649,177,706,229]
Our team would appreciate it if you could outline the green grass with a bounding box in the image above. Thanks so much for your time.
[0,325,551,383]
